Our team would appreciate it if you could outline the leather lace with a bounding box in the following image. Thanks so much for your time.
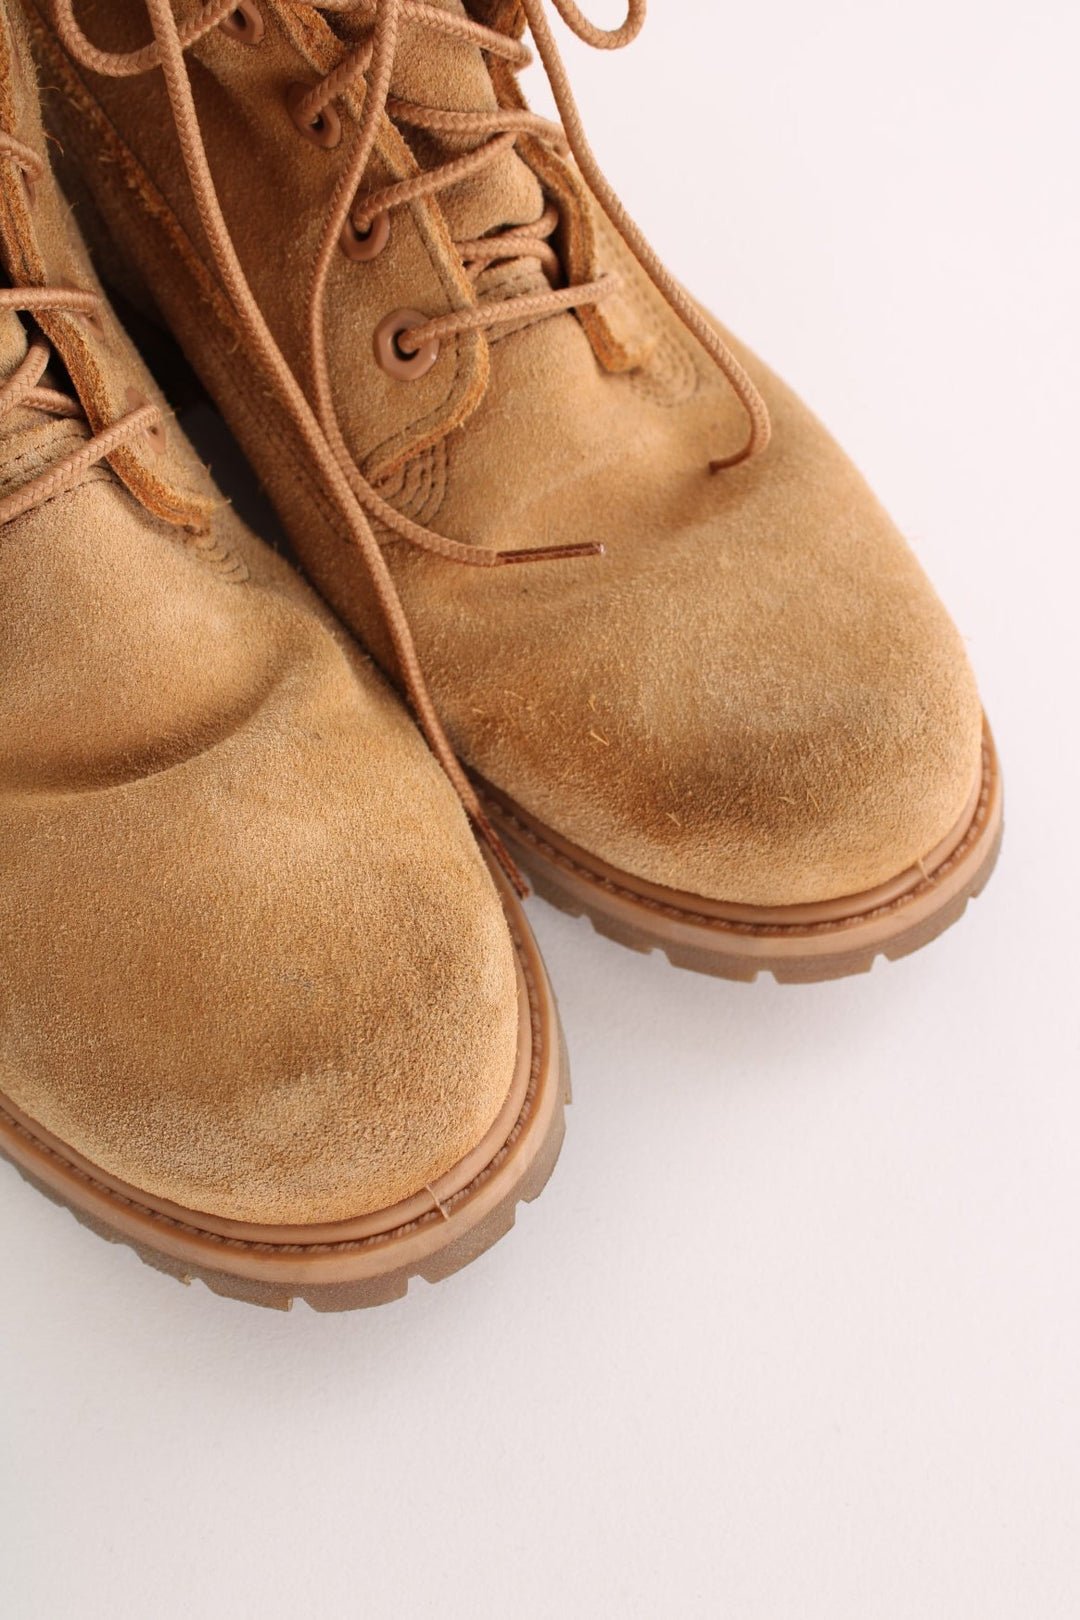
[0,133,163,530]
[49,0,774,886]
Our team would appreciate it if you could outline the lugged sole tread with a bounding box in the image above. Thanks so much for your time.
[3,1068,569,1313]
[490,730,1003,985]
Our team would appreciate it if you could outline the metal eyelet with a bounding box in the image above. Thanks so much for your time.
[340,210,391,263]
[373,309,440,381]
[124,387,167,456]
[219,1,264,43]
[286,83,342,149]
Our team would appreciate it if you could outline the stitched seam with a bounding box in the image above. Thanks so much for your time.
[482,739,995,941]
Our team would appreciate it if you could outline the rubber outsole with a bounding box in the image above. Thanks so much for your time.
[480,723,1003,984]
[0,875,569,1312]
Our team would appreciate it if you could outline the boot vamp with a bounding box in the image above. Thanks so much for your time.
[0,484,519,1225]
[397,311,983,907]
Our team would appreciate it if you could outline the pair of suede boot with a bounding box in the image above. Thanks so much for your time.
[0,1,1001,1310]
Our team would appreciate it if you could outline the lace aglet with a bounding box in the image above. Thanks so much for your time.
[495,540,605,565]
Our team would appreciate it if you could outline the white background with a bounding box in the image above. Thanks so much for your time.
[3,2,1078,1615]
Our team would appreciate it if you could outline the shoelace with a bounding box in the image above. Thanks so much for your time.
[0,134,164,530]
[299,0,771,472]
[50,0,773,887]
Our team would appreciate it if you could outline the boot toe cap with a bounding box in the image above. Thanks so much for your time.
[1,655,521,1227]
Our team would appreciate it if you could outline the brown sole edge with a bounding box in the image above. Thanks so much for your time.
[480,722,1003,984]
[0,879,569,1313]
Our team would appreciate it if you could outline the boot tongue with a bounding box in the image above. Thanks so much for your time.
[327,0,550,299]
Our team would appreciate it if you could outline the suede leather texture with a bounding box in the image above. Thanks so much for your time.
[25,0,986,907]
[0,3,520,1226]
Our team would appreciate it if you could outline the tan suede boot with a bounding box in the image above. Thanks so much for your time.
[0,3,568,1311]
[23,0,1002,982]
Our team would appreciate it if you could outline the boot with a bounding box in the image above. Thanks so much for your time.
[0,0,567,1310]
[22,0,1002,980]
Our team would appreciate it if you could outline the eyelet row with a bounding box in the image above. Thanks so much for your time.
[220,6,435,384]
